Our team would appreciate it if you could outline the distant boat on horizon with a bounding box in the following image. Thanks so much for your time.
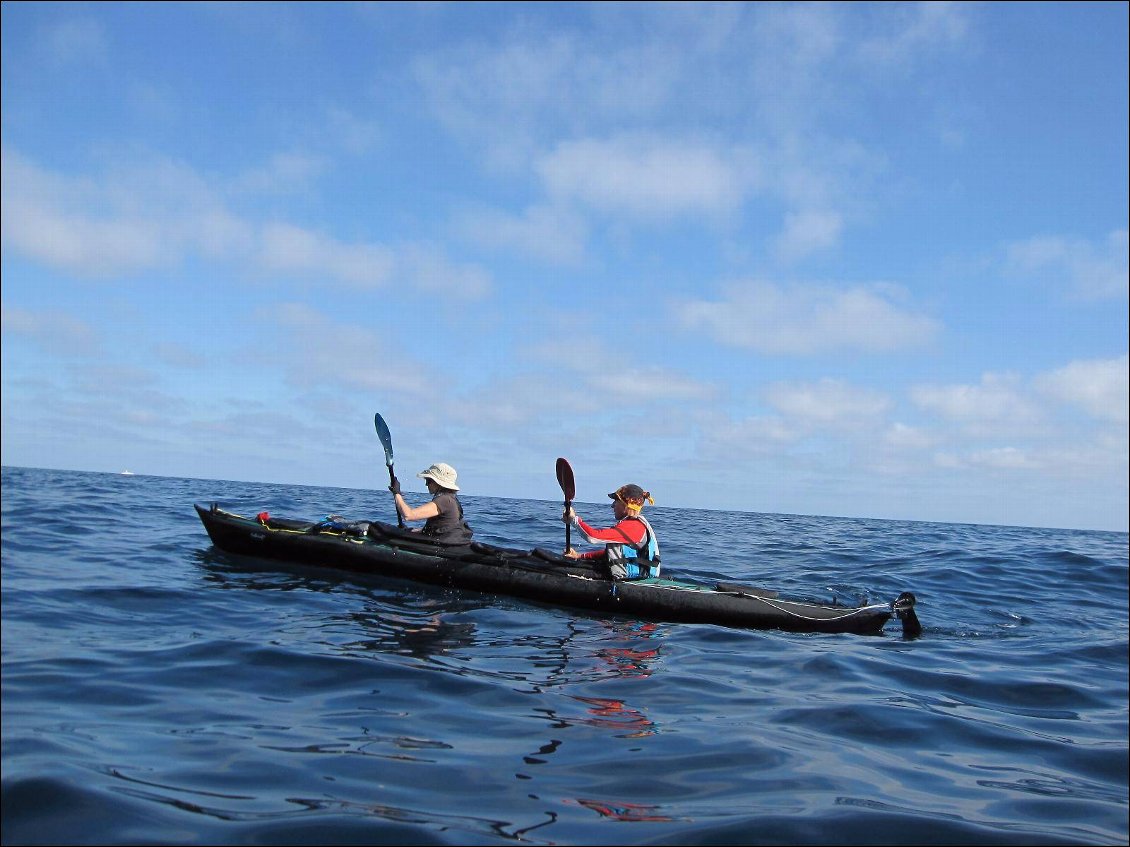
[120,470,135,476]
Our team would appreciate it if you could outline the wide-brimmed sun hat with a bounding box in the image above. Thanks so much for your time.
[417,462,459,491]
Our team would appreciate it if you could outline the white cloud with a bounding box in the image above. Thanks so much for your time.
[413,28,680,172]
[263,304,437,397]
[4,203,167,276]
[1,303,101,357]
[677,279,939,355]
[406,3,971,265]
[934,446,1039,471]
[528,333,717,407]
[857,2,970,69]
[397,244,493,299]
[1005,229,1129,300]
[234,153,327,195]
[882,421,936,451]
[697,415,802,461]
[1,146,489,297]
[1,147,163,275]
[910,372,1044,434]
[456,203,588,265]
[775,209,844,261]
[933,436,1128,480]
[1,146,235,276]
[255,229,492,298]
[527,334,607,374]
[153,342,208,369]
[410,5,952,260]
[537,134,756,220]
[764,378,891,430]
[257,223,395,288]
[913,357,1130,436]
[447,373,579,427]
[589,368,717,403]
[1035,354,1129,424]
[746,3,840,131]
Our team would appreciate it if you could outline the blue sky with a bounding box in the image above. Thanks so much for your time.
[2,2,1127,532]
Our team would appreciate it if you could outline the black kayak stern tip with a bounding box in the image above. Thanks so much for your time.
[893,591,922,639]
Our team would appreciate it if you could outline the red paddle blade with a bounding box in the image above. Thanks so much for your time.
[555,457,575,501]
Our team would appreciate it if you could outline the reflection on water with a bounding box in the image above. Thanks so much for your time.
[345,608,480,662]
[593,621,662,679]
[568,695,656,738]
[198,547,667,684]
[568,797,674,823]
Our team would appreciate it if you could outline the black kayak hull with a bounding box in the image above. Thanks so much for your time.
[194,503,919,637]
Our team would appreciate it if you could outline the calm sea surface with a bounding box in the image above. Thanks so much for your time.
[2,466,1127,845]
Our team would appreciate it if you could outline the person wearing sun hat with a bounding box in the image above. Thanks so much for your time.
[562,483,660,580]
[388,462,473,544]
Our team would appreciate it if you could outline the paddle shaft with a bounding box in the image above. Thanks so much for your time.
[564,492,572,553]
[387,461,405,529]
[374,414,405,528]
[556,458,575,554]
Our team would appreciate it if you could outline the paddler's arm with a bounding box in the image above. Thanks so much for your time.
[393,492,440,523]
[561,508,613,559]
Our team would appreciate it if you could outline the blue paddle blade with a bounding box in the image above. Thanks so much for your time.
[374,413,394,466]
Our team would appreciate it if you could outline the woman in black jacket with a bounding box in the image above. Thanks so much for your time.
[389,462,473,544]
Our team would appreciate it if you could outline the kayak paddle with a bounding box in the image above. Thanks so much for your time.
[556,457,575,555]
[374,413,405,528]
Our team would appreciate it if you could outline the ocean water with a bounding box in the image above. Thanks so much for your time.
[2,466,1126,846]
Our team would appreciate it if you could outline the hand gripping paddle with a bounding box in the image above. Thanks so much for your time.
[556,457,575,555]
[374,413,405,528]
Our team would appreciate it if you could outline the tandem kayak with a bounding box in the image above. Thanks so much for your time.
[194,503,922,637]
